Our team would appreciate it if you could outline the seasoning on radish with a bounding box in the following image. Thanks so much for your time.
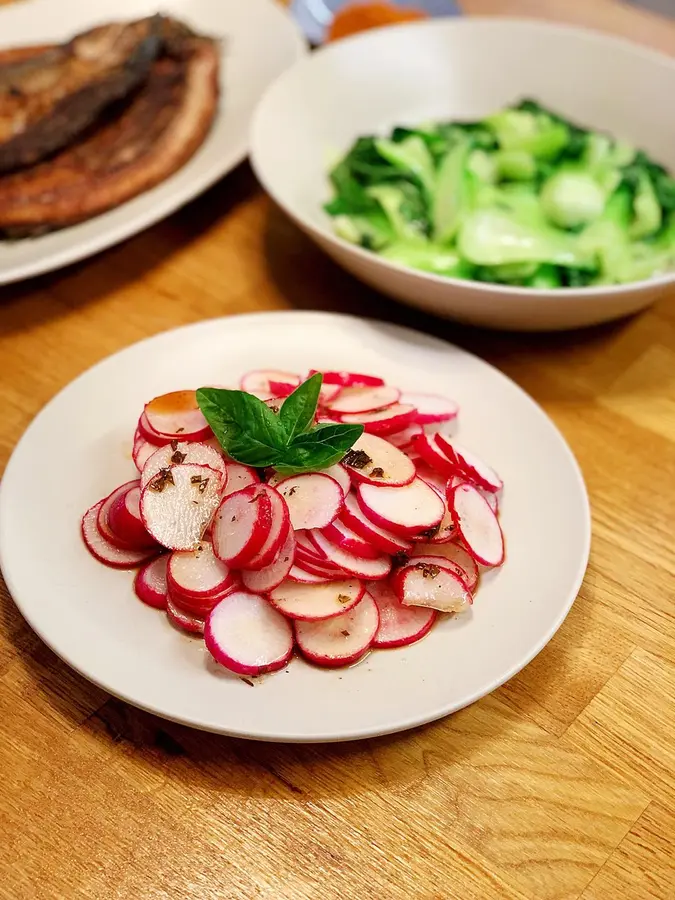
[342,432,415,487]
[269,578,364,621]
[141,441,227,489]
[294,593,379,667]
[356,477,445,538]
[274,472,343,530]
[393,562,473,614]
[140,464,223,551]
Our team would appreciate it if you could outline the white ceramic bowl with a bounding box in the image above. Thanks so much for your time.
[251,18,675,331]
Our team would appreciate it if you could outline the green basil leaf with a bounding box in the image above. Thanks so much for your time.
[278,373,322,442]
[196,387,286,468]
[275,422,364,475]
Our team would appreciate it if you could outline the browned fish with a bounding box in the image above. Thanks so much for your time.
[0,16,163,172]
[0,19,219,235]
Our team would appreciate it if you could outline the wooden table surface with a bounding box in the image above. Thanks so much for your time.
[1,1,674,898]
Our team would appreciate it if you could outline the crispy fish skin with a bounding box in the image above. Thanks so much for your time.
[0,15,163,172]
[0,22,219,235]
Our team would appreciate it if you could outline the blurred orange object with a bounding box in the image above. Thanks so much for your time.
[327,2,428,42]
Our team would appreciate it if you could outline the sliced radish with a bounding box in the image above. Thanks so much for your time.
[449,483,505,567]
[287,565,331,584]
[133,434,156,472]
[168,541,233,598]
[326,384,400,415]
[270,378,342,405]
[240,369,300,400]
[368,581,436,648]
[144,390,211,441]
[412,433,460,479]
[413,465,455,544]
[295,529,325,563]
[400,393,459,425]
[141,441,227,489]
[222,462,260,497]
[242,529,296,593]
[449,475,500,513]
[340,403,417,436]
[274,473,343,530]
[211,485,272,567]
[269,578,364,621]
[411,541,479,591]
[82,501,156,569]
[357,477,445,538]
[309,370,384,388]
[109,485,158,549]
[97,480,142,549]
[310,529,391,580]
[134,556,169,609]
[166,597,206,635]
[339,492,413,555]
[294,593,379,668]
[321,517,381,560]
[244,485,291,570]
[394,563,473,613]
[342,432,415,487]
[317,464,350,496]
[437,437,503,493]
[404,554,470,588]
[205,591,293,675]
[137,411,172,446]
[140,464,222,551]
[169,579,237,617]
[294,555,349,580]
[388,423,423,450]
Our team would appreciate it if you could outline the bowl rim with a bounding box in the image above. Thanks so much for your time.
[251,15,675,302]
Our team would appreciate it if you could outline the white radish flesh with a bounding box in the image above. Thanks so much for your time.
[141,441,227,489]
[287,565,331,584]
[205,591,293,675]
[294,593,379,667]
[212,486,272,567]
[243,486,291,571]
[368,581,436,648]
[240,369,299,400]
[449,483,505,567]
[395,564,472,614]
[269,578,364,621]
[140,464,222,551]
[342,432,415,487]
[412,433,459,479]
[436,436,502,492]
[144,391,211,440]
[400,392,459,425]
[412,541,479,591]
[133,434,156,472]
[166,597,205,635]
[168,541,232,598]
[310,529,391,580]
[449,475,499,513]
[317,464,350,496]
[137,412,171,445]
[339,492,413,555]
[321,518,381,560]
[405,554,471,587]
[82,501,156,569]
[327,385,400,415]
[241,529,296,593]
[134,556,169,609]
[109,486,157,549]
[274,473,343,530]
[357,477,445,537]
[221,462,259,497]
[388,423,423,450]
[340,403,416,436]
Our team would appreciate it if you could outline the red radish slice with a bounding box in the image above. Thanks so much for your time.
[288,565,331,584]
[400,392,459,425]
[310,530,391,580]
[168,541,232,598]
[97,480,142,549]
[141,441,227,489]
[319,464,351,496]
[269,578,364,621]
[270,378,342,405]
[368,581,436,648]
[394,563,473,613]
[144,391,211,441]
[340,403,417,436]
[166,597,205,635]
[205,591,293,675]
[222,462,259,497]
[413,465,456,544]
[294,556,349,580]
[294,593,379,668]
[339,492,413,555]
[109,486,157,549]
[140,464,222,551]
[412,433,460,479]
[82,501,156,569]
[137,412,172,446]
[405,554,470,587]
[357,477,445,538]
[169,579,238,617]
[321,518,381,560]
[274,473,343,530]
[134,556,169,609]
[244,486,291,571]
[437,437,503,493]
[133,434,156,472]
[211,485,272,567]
[388,422,423,450]
[449,483,505,567]
[242,529,296,593]
[412,542,479,591]
[326,384,400,415]
[240,369,300,400]
[309,370,385,388]
[449,475,499,513]
[342,433,415,487]
[295,529,325,562]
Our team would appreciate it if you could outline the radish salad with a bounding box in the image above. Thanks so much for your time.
[82,368,505,677]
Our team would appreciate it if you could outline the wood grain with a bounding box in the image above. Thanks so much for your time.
[1,1,675,898]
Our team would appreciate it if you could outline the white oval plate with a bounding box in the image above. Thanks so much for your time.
[0,0,305,285]
[0,313,590,742]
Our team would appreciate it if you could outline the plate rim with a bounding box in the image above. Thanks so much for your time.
[0,311,592,741]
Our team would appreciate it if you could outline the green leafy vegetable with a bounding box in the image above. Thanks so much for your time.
[196,378,363,476]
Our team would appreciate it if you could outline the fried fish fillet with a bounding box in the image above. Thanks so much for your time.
[0,19,219,236]
[0,16,163,172]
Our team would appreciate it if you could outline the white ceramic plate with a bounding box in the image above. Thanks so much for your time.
[0,312,590,742]
[0,0,305,286]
